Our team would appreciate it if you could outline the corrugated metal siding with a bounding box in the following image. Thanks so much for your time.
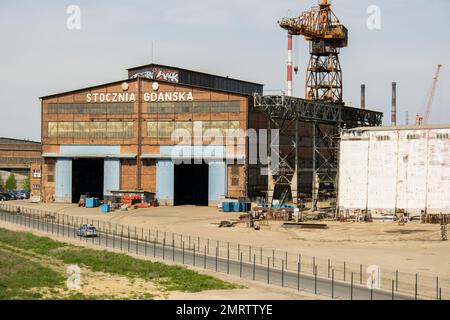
[339,128,450,215]
[156,160,174,205]
[55,158,72,203]
[367,131,398,211]
[338,139,368,209]
[427,132,450,212]
[104,159,120,195]
[208,161,226,205]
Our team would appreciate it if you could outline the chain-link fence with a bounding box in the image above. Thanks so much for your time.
[0,203,447,300]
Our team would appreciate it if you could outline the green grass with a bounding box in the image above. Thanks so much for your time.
[0,228,240,297]
[0,249,65,299]
[0,228,67,254]
[53,248,238,292]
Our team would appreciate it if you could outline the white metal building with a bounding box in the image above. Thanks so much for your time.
[338,125,450,217]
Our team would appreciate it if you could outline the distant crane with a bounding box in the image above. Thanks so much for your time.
[416,64,442,125]
[279,0,348,104]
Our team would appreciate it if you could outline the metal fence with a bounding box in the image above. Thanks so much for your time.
[0,203,447,300]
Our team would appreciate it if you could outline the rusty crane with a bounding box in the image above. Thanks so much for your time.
[279,0,348,104]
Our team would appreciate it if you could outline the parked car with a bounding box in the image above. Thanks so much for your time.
[0,194,8,201]
[76,224,98,237]
[0,193,12,201]
[6,191,17,200]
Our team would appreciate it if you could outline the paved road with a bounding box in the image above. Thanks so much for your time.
[0,209,414,300]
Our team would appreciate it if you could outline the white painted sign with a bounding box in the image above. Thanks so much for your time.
[86,91,194,103]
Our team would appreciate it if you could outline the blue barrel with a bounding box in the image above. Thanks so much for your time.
[222,202,231,212]
[100,204,110,213]
[233,202,241,212]
[85,198,94,208]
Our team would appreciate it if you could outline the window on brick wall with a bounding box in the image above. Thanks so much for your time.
[231,165,240,187]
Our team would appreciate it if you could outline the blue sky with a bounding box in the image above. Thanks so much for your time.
[0,0,449,140]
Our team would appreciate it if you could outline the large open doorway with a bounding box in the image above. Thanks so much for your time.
[72,159,104,203]
[174,162,208,206]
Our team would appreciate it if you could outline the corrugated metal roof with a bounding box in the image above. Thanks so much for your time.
[0,137,41,145]
[346,124,450,132]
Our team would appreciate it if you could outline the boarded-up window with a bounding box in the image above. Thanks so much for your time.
[231,165,240,187]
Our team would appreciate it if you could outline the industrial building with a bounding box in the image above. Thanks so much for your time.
[338,125,450,218]
[39,64,382,207]
[0,137,41,193]
[40,64,266,205]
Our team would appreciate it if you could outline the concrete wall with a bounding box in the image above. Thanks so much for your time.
[338,127,450,215]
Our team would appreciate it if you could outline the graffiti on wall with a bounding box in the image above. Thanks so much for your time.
[130,67,179,83]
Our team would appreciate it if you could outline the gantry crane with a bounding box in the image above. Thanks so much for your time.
[279,0,348,104]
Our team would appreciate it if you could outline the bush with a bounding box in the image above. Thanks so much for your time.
[5,174,17,191]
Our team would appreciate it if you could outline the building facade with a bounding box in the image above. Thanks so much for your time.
[40,64,264,205]
[338,125,450,217]
[0,137,41,193]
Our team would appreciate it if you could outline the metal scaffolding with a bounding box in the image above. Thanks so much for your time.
[253,94,383,209]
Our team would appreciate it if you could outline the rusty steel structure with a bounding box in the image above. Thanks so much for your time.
[253,95,382,209]
[279,0,348,104]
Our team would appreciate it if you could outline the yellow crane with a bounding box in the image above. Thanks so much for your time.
[279,0,348,103]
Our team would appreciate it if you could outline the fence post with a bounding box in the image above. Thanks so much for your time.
[136,233,139,254]
[436,277,439,300]
[163,237,166,259]
[182,242,185,264]
[415,273,418,300]
[332,269,335,299]
[272,249,275,267]
[172,239,175,262]
[204,246,207,269]
[328,259,330,278]
[227,243,230,274]
[239,252,243,278]
[120,230,123,251]
[351,272,354,300]
[391,280,395,300]
[215,246,218,272]
[297,261,300,291]
[267,257,270,284]
[285,251,288,270]
[360,264,363,285]
[253,254,256,280]
[260,247,263,265]
[370,281,373,300]
[145,236,147,256]
[154,237,157,258]
[193,244,196,266]
[127,230,130,252]
[312,256,316,274]
[281,260,284,287]
[314,266,318,294]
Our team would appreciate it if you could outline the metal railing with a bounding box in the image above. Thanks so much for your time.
[0,203,447,300]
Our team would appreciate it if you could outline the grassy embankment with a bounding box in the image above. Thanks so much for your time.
[0,228,239,299]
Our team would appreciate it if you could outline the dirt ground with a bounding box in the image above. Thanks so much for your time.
[0,219,326,300]
[7,200,450,279]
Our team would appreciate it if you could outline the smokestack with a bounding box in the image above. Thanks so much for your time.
[361,84,366,110]
[391,82,397,126]
[287,32,293,96]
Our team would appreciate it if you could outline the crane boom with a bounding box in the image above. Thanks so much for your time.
[423,64,442,125]
[278,0,348,104]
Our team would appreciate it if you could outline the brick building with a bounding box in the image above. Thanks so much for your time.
[40,64,266,205]
[0,137,41,193]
